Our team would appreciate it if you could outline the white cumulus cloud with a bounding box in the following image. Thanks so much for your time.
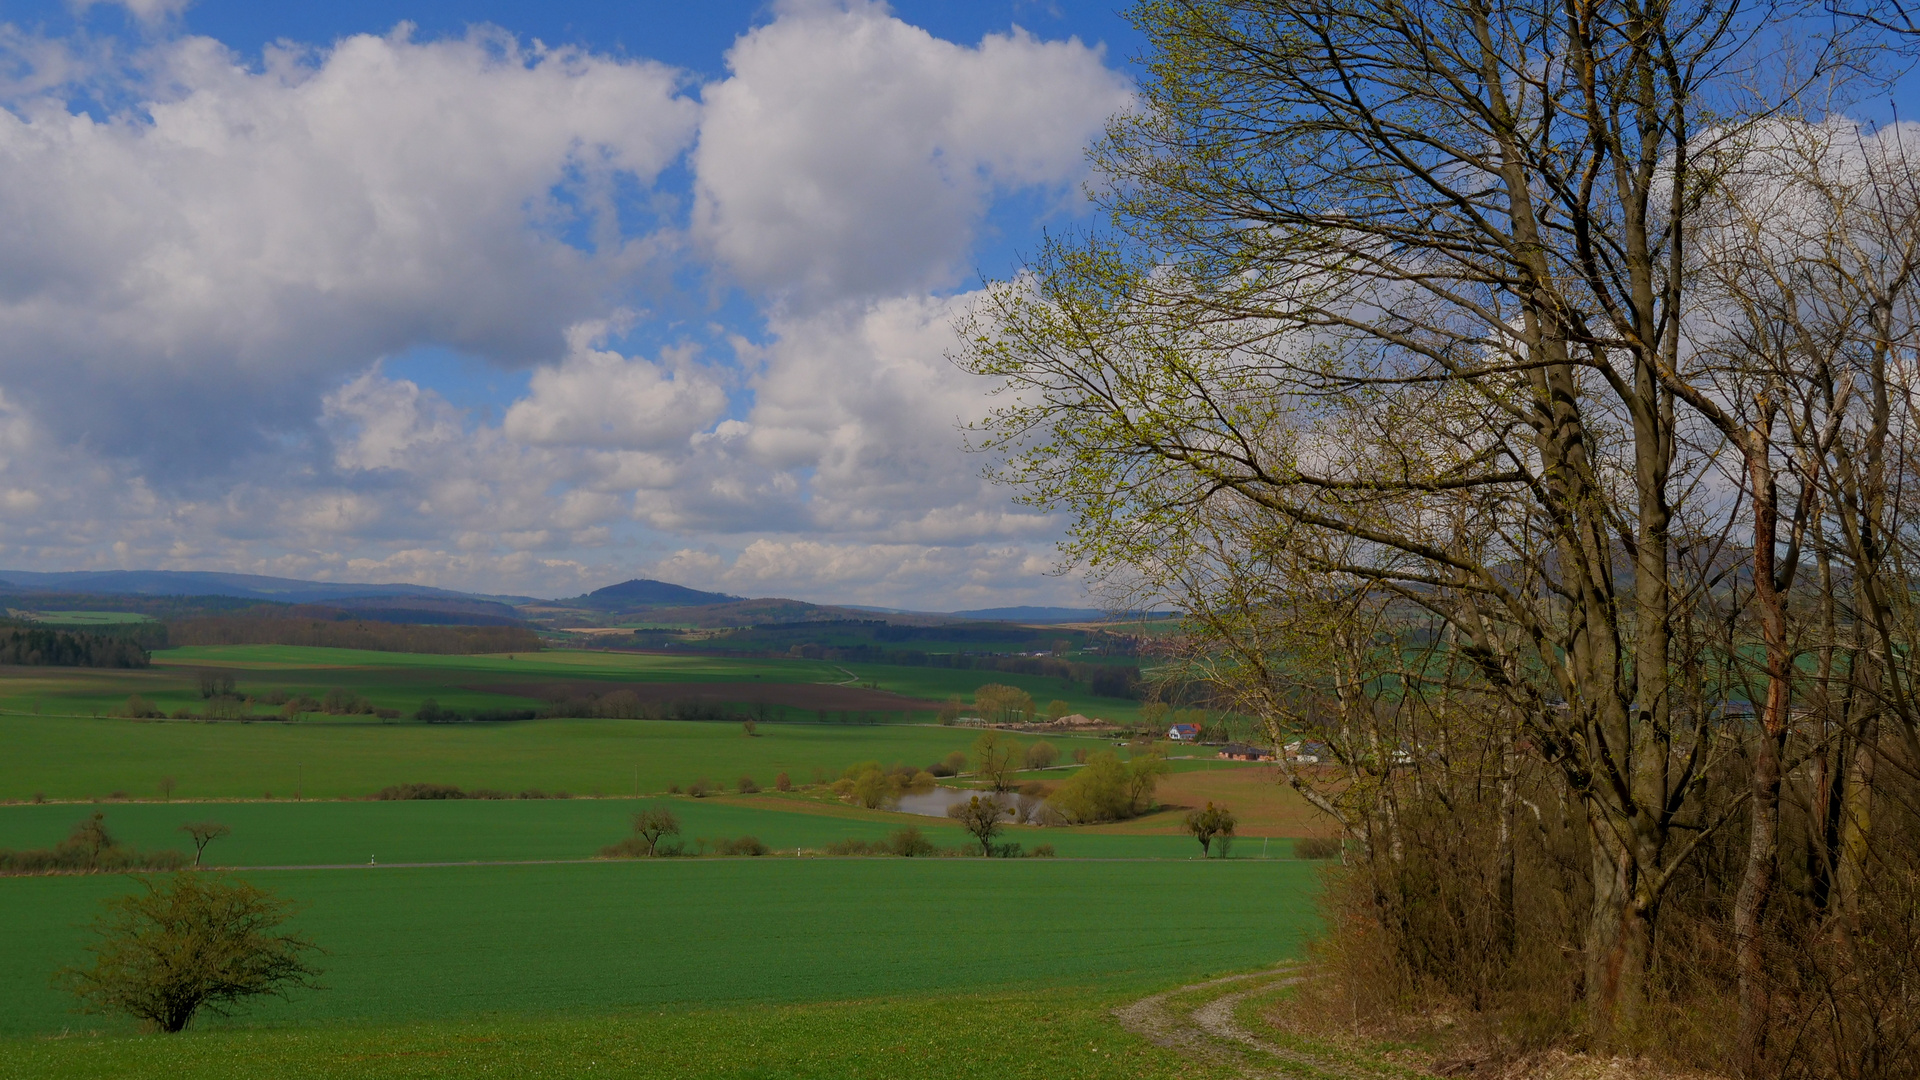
[691,1,1131,300]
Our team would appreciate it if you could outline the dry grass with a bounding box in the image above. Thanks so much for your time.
[1077,764,1335,836]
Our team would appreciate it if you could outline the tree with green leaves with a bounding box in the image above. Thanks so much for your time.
[1184,802,1236,858]
[60,873,321,1032]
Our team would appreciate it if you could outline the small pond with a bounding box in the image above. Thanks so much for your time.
[893,787,1043,819]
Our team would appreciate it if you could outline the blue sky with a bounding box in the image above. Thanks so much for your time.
[0,1,1909,607]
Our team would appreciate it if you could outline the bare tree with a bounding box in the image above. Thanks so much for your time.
[178,821,231,868]
[947,795,1008,856]
[959,0,1912,1045]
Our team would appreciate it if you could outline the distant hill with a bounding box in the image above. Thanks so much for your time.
[569,578,738,611]
[0,569,534,606]
[949,606,1110,623]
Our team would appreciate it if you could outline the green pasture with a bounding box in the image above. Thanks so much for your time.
[839,664,1142,722]
[0,644,1146,725]
[0,858,1322,1036]
[0,795,1274,865]
[14,611,156,625]
[0,989,1239,1080]
[0,713,1018,801]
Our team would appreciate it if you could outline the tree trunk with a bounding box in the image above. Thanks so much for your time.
[1735,445,1792,1071]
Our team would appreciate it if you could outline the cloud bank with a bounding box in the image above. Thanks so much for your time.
[0,2,1131,605]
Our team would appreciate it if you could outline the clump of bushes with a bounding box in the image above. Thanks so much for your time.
[0,812,188,875]
[372,783,565,801]
[824,827,954,857]
[775,772,792,791]
[120,694,165,719]
[831,761,937,809]
[736,775,759,794]
[412,698,534,723]
[1047,750,1169,822]
[1293,836,1342,860]
[710,836,769,857]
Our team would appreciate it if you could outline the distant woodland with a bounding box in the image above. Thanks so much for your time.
[167,617,540,655]
[0,627,150,668]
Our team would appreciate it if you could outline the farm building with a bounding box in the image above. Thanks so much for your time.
[1217,743,1273,762]
[1167,722,1201,741]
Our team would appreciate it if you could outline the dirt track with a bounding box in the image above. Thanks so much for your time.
[1114,965,1412,1079]
[477,680,938,713]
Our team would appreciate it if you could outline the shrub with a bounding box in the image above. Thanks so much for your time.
[170,709,192,720]
[775,772,792,792]
[372,783,466,800]
[196,671,236,700]
[1023,741,1059,770]
[851,768,890,809]
[936,697,963,725]
[58,872,322,1032]
[1294,836,1342,860]
[0,812,190,875]
[711,835,770,857]
[1031,843,1056,858]
[737,775,759,794]
[1045,699,1073,721]
[1072,747,1089,764]
[888,826,935,857]
[599,836,652,858]
[1048,751,1130,822]
[824,838,886,856]
[121,695,163,719]
[687,778,712,798]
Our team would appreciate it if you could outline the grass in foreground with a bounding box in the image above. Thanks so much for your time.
[0,859,1320,1036]
[0,989,1238,1080]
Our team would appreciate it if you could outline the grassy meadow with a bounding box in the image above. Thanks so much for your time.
[0,642,1329,1078]
[0,712,1025,802]
[0,795,1285,866]
[0,859,1322,1034]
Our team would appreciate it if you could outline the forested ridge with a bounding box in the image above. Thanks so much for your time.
[0,626,149,668]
